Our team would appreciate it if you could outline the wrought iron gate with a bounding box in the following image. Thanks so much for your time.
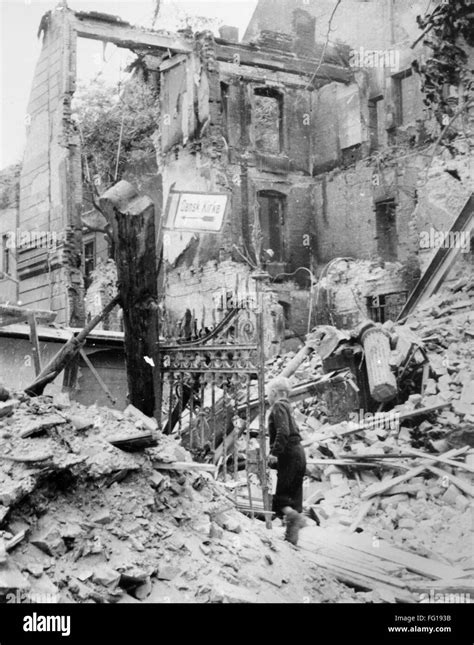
[157,272,271,526]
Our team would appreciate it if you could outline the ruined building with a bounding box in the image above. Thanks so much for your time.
[1,0,472,340]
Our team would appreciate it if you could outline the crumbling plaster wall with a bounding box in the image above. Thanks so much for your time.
[312,156,420,265]
[18,7,84,324]
[158,32,326,335]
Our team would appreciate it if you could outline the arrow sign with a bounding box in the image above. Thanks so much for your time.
[165,191,228,233]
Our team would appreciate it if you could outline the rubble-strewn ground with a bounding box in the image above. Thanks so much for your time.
[0,396,357,604]
[294,264,474,596]
[1,266,473,604]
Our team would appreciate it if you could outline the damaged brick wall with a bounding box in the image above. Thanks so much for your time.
[18,7,84,324]
[157,28,339,335]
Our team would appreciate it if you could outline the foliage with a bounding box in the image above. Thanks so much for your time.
[415,0,474,124]
[0,164,20,209]
[72,75,160,191]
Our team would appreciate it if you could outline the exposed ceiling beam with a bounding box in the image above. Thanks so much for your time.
[72,13,192,54]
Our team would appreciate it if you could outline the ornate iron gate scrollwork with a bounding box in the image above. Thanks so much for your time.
[157,286,271,526]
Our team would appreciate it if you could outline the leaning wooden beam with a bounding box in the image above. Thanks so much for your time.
[27,313,42,376]
[361,446,470,499]
[24,295,120,396]
[100,181,160,419]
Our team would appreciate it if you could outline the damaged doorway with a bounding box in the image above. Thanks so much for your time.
[375,198,398,261]
[257,191,285,263]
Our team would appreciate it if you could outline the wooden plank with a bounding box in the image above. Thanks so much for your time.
[25,295,120,396]
[299,542,415,602]
[329,531,467,580]
[337,403,452,437]
[0,304,55,328]
[307,458,410,471]
[27,313,42,376]
[361,447,469,499]
[153,461,217,473]
[407,579,474,594]
[405,448,474,474]
[303,537,405,577]
[427,465,474,497]
[73,14,192,53]
[215,42,351,83]
[108,431,158,451]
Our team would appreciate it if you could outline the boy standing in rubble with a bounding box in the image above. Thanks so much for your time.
[267,377,306,545]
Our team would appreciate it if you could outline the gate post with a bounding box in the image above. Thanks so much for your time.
[252,270,272,529]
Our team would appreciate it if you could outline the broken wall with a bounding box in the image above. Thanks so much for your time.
[0,165,20,302]
[18,8,84,325]
[312,157,420,265]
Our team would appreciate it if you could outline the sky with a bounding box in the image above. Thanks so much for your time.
[0,0,258,169]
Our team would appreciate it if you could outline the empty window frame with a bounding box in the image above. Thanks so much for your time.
[253,87,283,154]
[392,69,424,126]
[367,292,408,323]
[257,191,285,262]
[375,199,398,261]
[220,82,229,138]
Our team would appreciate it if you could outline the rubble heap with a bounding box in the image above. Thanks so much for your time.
[292,266,474,600]
[0,393,354,604]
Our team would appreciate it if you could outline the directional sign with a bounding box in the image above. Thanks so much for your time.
[164,191,228,233]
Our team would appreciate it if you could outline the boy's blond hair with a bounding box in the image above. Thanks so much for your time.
[266,376,291,399]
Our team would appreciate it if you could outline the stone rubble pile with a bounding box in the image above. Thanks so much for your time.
[296,266,474,582]
[0,392,354,604]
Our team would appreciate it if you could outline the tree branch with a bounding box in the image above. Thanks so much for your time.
[305,0,342,90]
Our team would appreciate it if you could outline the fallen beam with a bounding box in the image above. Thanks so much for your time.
[153,461,217,473]
[405,448,474,474]
[73,12,192,53]
[361,446,470,499]
[25,295,120,396]
[426,465,474,497]
[336,402,452,437]
[108,431,158,451]
[397,193,474,321]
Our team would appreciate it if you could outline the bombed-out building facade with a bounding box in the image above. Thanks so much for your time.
[1,0,472,344]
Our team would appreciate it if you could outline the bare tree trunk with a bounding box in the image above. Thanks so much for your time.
[100,181,160,419]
